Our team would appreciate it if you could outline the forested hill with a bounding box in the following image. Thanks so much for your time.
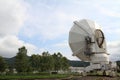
[4,57,15,68]
[4,57,90,68]
[69,60,90,67]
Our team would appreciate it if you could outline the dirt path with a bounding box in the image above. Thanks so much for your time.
[22,76,120,80]
[70,76,120,80]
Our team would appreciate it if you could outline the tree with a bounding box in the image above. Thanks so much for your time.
[14,46,29,73]
[30,52,54,72]
[61,57,69,70]
[52,53,58,71]
[52,52,69,72]
[0,56,7,73]
[52,52,62,72]
[30,54,42,71]
[41,51,54,72]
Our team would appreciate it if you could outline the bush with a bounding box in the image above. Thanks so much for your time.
[51,71,58,74]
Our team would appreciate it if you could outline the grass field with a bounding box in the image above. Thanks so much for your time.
[0,74,70,80]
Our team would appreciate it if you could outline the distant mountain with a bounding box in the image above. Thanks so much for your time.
[69,60,90,67]
[4,57,15,68]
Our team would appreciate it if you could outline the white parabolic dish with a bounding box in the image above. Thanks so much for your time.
[69,19,109,64]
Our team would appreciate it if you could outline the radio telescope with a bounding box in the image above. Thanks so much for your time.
[69,19,116,76]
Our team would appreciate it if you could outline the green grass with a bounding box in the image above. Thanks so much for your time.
[0,74,70,80]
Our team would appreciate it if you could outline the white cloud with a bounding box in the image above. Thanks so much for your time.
[21,5,79,40]
[0,0,37,58]
[51,40,78,60]
[0,0,28,36]
[107,41,120,61]
[0,35,38,58]
[101,8,120,18]
[52,40,68,48]
[21,0,120,41]
[109,27,120,34]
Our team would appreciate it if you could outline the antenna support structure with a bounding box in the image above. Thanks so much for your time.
[69,19,117,76]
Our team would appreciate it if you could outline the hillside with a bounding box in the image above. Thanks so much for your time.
[69,60,90,67]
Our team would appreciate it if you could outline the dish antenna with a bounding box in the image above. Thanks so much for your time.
[68,19,117,76]
[69,19,109,64]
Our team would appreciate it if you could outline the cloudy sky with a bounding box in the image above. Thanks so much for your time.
[0,0,120,61]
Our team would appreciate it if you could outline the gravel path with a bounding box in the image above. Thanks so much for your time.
[70,76,120,80]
